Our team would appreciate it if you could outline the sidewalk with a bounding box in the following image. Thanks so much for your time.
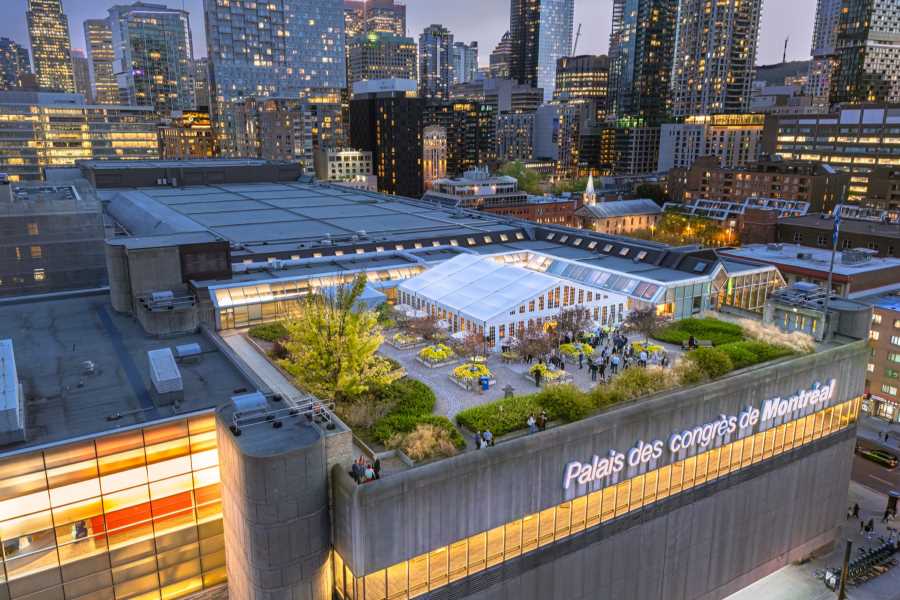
[726,481,900,600]
[857,414,900,453]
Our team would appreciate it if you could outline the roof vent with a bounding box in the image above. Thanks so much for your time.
[796,252,814,260]
[841,248,875,265]
[766,243,783,251]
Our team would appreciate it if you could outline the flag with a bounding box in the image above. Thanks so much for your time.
[832,204,842,248]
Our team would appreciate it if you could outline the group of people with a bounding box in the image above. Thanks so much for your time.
[350,455,380,484]
[847,502,898,543]
[526,411,549,434]
[473,429,494,449]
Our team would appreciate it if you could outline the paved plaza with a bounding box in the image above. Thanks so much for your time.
[378,336,683,420]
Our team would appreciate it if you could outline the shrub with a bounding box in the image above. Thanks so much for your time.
[269,341,290,360]
[376,303,397,329]
[653,317,744,346]
[606,366,675,401]
[369,377,437,443]
[537,384,592,422]
[387,423,460,461]
[559,343,593,358]
[418,343,455,363]
[456,393,552,437]
[453,363,492,381]
[687,347,734,379]
[717,341,794,370]
[248,321,289,342]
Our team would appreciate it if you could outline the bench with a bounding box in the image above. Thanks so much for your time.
[682,339,713,350]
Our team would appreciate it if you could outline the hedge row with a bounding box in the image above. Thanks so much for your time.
[247,321,289,343]
[653,317,745,346]
[370,378,465,449]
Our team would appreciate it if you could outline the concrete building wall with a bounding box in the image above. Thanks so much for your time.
[334,341,866,583]
[445,435,854,600]
[216,409,333,600]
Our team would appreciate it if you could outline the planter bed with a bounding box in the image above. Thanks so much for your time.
[449,374,497,392]
[521,371,572,388]
[415,356,458,369]
[386,338,427,351]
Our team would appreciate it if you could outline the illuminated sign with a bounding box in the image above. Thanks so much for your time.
[563,379,837,490]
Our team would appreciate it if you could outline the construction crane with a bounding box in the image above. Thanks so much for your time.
[572,23,582,56]
[783,36,790,64]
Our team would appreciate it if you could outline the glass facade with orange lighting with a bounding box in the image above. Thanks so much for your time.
[0,412,224,599]
[334,397,860,600]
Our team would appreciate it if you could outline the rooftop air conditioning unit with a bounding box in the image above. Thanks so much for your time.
[766,243,783,252]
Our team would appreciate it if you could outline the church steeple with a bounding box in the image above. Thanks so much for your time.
[584,173,596,206]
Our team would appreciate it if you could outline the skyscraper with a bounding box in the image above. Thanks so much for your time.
[830,0,900,105]
[205,0,346,154]
[555,54,610,123]
[509,0,575,101]
[348,32,417,88]
[452,42,479,85]
[806,0,842,103]
[26,0,76,92]
[0,39,32,91]
[671,0,762,116]
[350,79,423,197]
[70,49,92,103]
[193,58,210,109]
[108,3,194,114]
[419,25,454,101]
[490,32,514,79]
[423,125,448,189]
[84,19,119,104]
[344,0,406,37]
[607,0,677,126]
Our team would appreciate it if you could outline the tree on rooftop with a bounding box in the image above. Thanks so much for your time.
[556,306,593,344]
[404,314,442,341]
[280,275,402,403]
[624,307,663,344]
[635,183,669,206]
[453,331,487,363]
[515,324,556,360]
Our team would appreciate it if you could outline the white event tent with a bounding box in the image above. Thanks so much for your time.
[397,253,627,351]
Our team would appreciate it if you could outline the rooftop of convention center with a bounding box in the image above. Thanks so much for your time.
[0,293,255,452]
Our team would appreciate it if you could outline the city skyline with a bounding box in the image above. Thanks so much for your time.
[4,0,817,67]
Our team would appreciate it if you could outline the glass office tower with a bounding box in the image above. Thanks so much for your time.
[26,0,76,93]
[509,0,574,101]
[107,3,195,114]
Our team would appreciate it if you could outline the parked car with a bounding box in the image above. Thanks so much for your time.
[856,445,899,468]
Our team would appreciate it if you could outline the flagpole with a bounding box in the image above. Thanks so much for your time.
[822,187,846,338]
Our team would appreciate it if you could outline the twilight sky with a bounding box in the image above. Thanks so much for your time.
[5,0,817,67]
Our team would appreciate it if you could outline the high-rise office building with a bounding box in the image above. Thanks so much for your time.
[0,91,158,181]
[806,0,842,103]
[607,0,677,126]
[193,58,210,109]
[205,0,346,154]
[348,32,417,89]
[509,0,575,101]
[107,3,194,114]
[490,32,514,79]
[830,0,900,105]
[350,79,423,197]
[423,125,448,190]
[555,54,610,123]
[452,42,479,85]
[84,19,119,104]
[344,0,406,37]
[26,0,76,92]
[671,0,762,116]
[0,38,31,91]
[497,112,535,162]
[70,49,92,103]
[419,25,454,101]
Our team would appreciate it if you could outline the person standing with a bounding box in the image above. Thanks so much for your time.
[852,503,860,518]
[474,431,482,449]
[578,352,584,369]
[590,362,598,382]
[527,414,537,434]
[598,361,607,381]
[534,367,542,387]
[374,457,381,480]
